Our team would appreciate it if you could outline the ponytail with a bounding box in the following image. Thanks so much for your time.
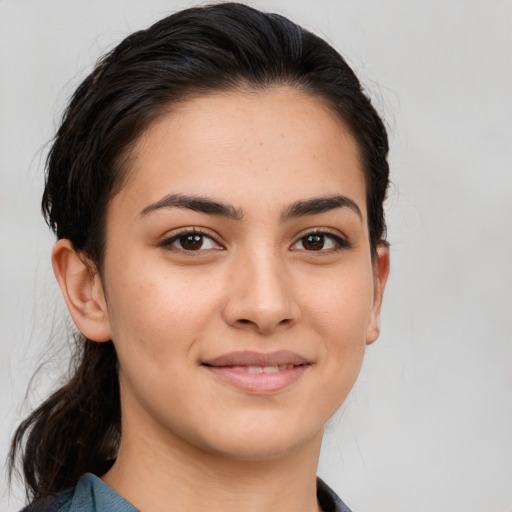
[9,338,120,502]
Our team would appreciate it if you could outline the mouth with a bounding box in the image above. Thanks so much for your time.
[201,351,311,393]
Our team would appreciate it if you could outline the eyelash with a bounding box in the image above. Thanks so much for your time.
[159,228,351,253]
[159,228,223,253]
[290,229,351,253]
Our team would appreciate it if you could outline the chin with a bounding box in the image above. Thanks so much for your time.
[190,420,324,462]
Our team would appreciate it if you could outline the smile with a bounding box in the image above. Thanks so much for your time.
[231,364,295,373]
[201,351,311,393]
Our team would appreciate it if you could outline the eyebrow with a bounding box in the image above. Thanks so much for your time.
[281,195,363,222]
[138,193,362,223]
[139,193,243,220]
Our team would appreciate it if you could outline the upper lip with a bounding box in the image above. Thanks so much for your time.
[202,350,310,367]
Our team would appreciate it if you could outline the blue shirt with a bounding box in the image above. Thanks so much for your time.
[22,472,352,511]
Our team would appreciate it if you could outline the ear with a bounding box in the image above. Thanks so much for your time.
[366,243,390,345]
[52,239,111,342]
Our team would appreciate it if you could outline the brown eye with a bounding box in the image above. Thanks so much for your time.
[302,234,325,251]
[162,230,223,252]
[179,234,204,250]
[291,231,348,252]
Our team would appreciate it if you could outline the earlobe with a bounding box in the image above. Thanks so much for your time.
[51,239,111,342]
[366,244,390,345]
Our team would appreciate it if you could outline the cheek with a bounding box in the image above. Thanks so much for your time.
[301,263,374,403]
[104,260,222,361]
[301,263,375,343]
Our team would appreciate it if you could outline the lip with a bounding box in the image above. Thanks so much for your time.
[202,350,311,393]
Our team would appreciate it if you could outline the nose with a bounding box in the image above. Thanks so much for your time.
[221,246,300,334]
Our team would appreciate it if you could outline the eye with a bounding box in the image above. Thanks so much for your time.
[161,230,223,252]
[291,231,349,252]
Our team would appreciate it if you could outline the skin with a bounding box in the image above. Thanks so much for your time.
[53,87,389,512]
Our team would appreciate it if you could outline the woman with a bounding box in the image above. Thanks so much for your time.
[10,3,390,511]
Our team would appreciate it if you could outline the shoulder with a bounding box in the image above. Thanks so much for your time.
[317,477,353,512]
[19,473,138,512]
[22,474,349,512]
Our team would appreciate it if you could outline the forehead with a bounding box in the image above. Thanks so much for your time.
[111,86,367,221]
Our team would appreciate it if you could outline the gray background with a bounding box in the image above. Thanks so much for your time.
[1,1,511,510]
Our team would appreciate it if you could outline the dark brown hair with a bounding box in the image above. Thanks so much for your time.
[10,2,389,504]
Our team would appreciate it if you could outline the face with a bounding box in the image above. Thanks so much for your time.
[98,87,388,460]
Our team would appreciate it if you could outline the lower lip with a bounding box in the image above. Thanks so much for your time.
[203,365,309,393]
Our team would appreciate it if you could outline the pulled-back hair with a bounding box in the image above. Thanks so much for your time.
[10,2,389,504]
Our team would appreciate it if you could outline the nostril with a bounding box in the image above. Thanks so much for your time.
[236,317,292,328]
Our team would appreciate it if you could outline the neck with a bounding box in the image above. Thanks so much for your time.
[102,413,324,512]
